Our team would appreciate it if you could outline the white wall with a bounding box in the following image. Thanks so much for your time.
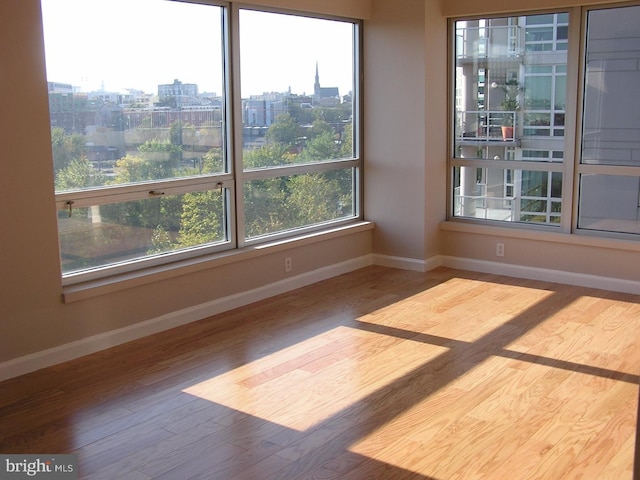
[364,0,430,261]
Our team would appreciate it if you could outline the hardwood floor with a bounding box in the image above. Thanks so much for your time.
[1,266,639,479]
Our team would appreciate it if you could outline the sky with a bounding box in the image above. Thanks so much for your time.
[40,0,354,98]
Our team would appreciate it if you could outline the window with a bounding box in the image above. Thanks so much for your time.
[523,65,566,137]
[452,13,567,226]
[452,5,640,239]
[41,0,361,282]
[524,13,568,52]
[577,5,640,235]
[239,9,359,242]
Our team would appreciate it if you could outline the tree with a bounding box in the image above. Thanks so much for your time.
[50,127,87,174]
[243,143,292,169]
[55,158,105,191]
[176,190,224,247]
[137,139,183,179]
[298,131,340,162]
[307,120,334,140]
[340,123,353,158]
[148,226,173,255]
[202,147,224,174]
[287,101,316,125]
[243,178,290,238]
[266,113,300,146]
[288,173,346,226]
[113,154,166,184]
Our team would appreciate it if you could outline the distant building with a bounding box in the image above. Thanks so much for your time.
[158,79,199,108]
[243,92,289,128]
[48,81,74,94]
[47,89,92,134]
[313,62,340,106]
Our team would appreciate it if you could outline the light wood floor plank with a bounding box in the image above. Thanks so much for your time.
[0,266,638,479]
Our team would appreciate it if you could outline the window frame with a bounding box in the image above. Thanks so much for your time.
[448,7,582,234]
[449,3,640,241]
[44,0,363,285]
[572,3,640,238]
[231,4,363,249]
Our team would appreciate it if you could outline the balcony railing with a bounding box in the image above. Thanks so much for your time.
[455,110,517,143]
[453,192,561,225]
[456,25,521,59]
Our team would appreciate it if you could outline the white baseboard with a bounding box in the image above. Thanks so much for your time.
[372,253,640,295]
[440,256,640,295]
[0,255,373,383]
[372,254,443,272]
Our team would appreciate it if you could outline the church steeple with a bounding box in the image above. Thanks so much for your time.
[314,61,321,97]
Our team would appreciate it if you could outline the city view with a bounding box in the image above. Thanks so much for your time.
[48,70,353,183]
[42,0,358,276]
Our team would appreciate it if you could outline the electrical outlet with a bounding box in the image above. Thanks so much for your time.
[284,257,293,272]
[496,242,505,257]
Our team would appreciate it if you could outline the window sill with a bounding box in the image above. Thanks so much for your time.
[62,221,374,303]
[440,220,640,253]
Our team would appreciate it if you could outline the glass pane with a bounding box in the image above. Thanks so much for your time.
[454,13,568,161]
[240,10,355,168]
[42,0,226,192]
[453,167,562,225]
[58,190,227,275]
[578,174,640,234]
[526,27,554,42]
[244,169,355,239]
[581,5,640,167]
[525,77,552,109]
[557,25,568,40]
[526,15,555,25]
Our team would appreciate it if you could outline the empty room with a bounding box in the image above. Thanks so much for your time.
[1,0,639,478]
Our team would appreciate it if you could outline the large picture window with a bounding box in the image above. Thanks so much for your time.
[453,13,568,226]
[451,5,640,239]
[577,5,640,235]
[41,0,361,281]
[238,9,358,243]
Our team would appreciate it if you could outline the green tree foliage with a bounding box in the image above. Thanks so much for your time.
[298,132,341,163]
[148,226,173,255]
[202,147,224,174]
[288,173,344,224]
[55,158,105,191]
[340,123,353,158]
[108,139,185,233]
[243,143,293,169]
[243,109,354,238]
[51,103,356,263]
[266,113,300,146]
[51,127,88,174]
[176,190,223,247]
[137,139,183,178]
[169,121,184,156]
[244,178,289,238]
[307,120,334,140]
[287,102,316,125]
[113,154,166,184]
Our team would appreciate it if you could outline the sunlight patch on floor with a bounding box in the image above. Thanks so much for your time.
[183,325,450,431]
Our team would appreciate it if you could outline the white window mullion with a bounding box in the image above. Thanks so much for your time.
[55,176,234,210]
[230,3,246,249]
[563,6,582,234]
